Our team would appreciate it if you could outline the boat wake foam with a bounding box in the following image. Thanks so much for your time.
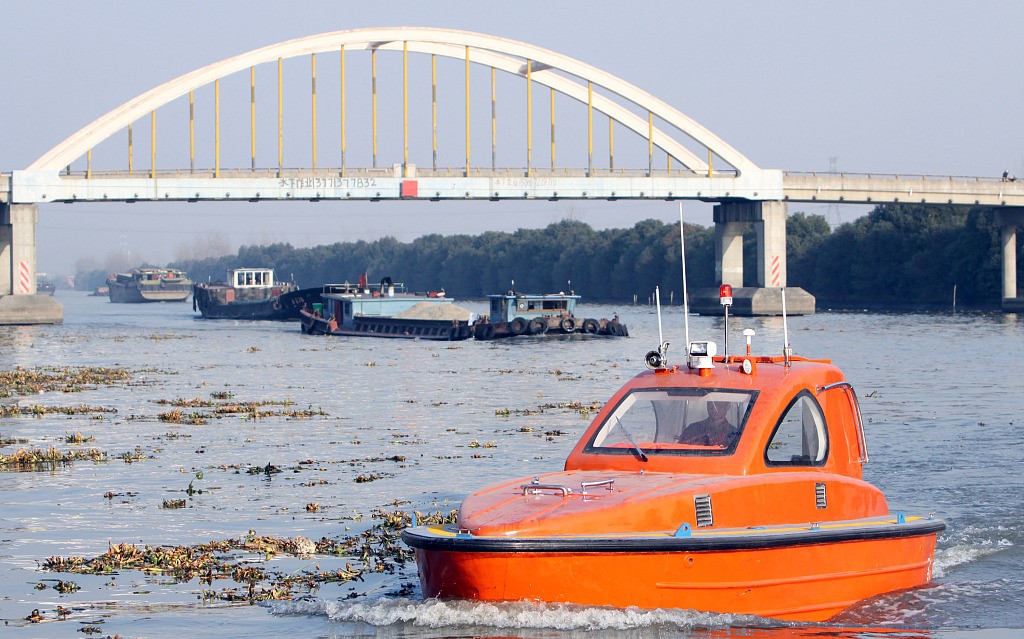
[269,597,761,633]
[933,523,1014,577]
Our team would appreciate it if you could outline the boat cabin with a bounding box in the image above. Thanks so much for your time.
[487,292,580,323]
[565,345,866,481]
[227,268,276,288]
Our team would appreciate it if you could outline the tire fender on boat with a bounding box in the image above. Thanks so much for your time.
[582,318,600,334]
[559,317,576,333]
[527,318,547,335]
[510,317,528,335]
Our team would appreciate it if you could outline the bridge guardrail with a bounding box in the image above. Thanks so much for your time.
[55,166,740,180]
[784,170,1012,184]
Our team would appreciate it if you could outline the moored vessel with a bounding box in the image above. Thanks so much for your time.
[36,275,55,296]
[300,277,472,341]
[403,317,943,620]
[107,268,192,303]
[192,267,321,320]
[472,290,627,340]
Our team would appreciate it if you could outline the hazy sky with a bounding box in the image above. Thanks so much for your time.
[3,1,1022,275]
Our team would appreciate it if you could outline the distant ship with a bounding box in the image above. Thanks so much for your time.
[193,267,321,320]
[107,268,192,303]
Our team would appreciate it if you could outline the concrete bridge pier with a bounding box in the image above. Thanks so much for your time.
[996,208,1024,313]
[694,200,815,316]
[0,202,63,325]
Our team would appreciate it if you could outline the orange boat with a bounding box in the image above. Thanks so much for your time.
[402,330,944,621]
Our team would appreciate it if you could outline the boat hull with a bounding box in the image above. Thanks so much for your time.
[300,310,471,340]
[108,283,191,303]
[403,518,942,622]
[193,286,321,320]
[472,315,628,340]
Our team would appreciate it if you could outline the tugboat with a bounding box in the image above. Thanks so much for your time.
[472,289,627,340]
[300,276,473,341]
[192,267,320,321]
[402,288,944,621]
[107,268,192,303]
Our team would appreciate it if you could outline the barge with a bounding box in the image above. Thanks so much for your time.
[107,268,192,303]
[472,291,626,340]
[300,277,472,341]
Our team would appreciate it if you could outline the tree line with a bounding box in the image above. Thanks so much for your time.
[75,203,1021,308]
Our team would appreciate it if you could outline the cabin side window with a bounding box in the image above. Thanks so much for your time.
[765,392,829,466]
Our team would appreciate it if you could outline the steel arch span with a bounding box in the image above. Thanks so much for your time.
[27,26,758,176]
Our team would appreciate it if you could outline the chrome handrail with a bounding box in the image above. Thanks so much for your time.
[521,483,571,497]
[580,478,615,494]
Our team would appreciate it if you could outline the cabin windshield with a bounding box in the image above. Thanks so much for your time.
[585,388,756,456]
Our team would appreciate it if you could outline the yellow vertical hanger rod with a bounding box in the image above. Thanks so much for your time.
[549,87,555,170]
[277,58,283,176]
[432,54,437,171]
[340,45,346,175]
[128,123,133,176]
[372,49,378,168]
[311,53,317,171]
[250,66,256,172]
[647,111,653,176]
[150,110,156,179]
[189,91,195,174]
[587,81,593,176]
[215,79,221,178]
[609,119,614,172]
[403,41,409,176]
[491,66,496,171]
[526,60,532,176]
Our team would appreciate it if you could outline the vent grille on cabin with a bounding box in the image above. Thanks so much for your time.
[694,494,714,527]
[815,482,827,509]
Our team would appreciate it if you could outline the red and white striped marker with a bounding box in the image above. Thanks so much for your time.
[770,255,781,287]
[18,260,31,294]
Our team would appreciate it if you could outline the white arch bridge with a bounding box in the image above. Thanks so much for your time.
[3,27,1023,321]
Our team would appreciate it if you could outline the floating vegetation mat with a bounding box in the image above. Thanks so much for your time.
[0,404,117,418]
[0,446,108,468]
[154,396,328,425]
[0,366,137,398]
[40,508,457,603]
[495,400,604,418]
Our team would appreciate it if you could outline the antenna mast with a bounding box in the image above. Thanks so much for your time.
[655,286,664,347]
[782,288,792,366]
[679,204,690,350]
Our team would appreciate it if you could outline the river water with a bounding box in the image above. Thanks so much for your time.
[1,292,1022,639]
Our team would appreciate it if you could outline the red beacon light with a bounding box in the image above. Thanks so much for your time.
[719,284,733,306]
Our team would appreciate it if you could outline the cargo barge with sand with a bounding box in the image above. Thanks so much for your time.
[299,277,473,341]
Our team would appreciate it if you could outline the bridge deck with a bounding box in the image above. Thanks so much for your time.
[6,169,1023,207]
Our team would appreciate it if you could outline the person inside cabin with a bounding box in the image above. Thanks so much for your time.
[678,401,738,447]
